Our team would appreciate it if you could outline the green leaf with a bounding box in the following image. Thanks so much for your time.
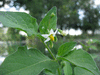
[57,42,76,56]
[0,46,59,75]
[39,7,57,34]
[74,67,94,75]
[90,54,98,59]
[0,12,38,36]
[64,49,100,75]
[63,61,72,75]
[89,45,98,50]
[44,70,55,75]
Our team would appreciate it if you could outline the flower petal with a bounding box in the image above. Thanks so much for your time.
[41,34,49,38]
[44,38,50,43]
[54,28,58,34]
[50,29,54,34]
[53,28,58,37]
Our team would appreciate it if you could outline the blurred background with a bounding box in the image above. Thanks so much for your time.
[0,0,100,71]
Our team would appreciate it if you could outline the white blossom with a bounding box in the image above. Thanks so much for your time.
[41,29,58,43]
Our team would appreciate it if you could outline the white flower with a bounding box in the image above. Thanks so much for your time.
[41,29,58,43]
[60,31,67,36]
[58,29,67,36]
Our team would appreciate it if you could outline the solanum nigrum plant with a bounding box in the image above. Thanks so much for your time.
[0,7,100,75]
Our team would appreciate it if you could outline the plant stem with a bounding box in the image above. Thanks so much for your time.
[43,42,56,60]
[58,68,61,75]
[42,40,61,75]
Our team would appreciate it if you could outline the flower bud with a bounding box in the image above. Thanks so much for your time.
[54,36,58,42]
[50,12,55,18]
[58,29,62,33]
[58,29,67,36]
[49,41,53,48]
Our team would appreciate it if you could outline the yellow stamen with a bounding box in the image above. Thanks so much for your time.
[50,34,54,41]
